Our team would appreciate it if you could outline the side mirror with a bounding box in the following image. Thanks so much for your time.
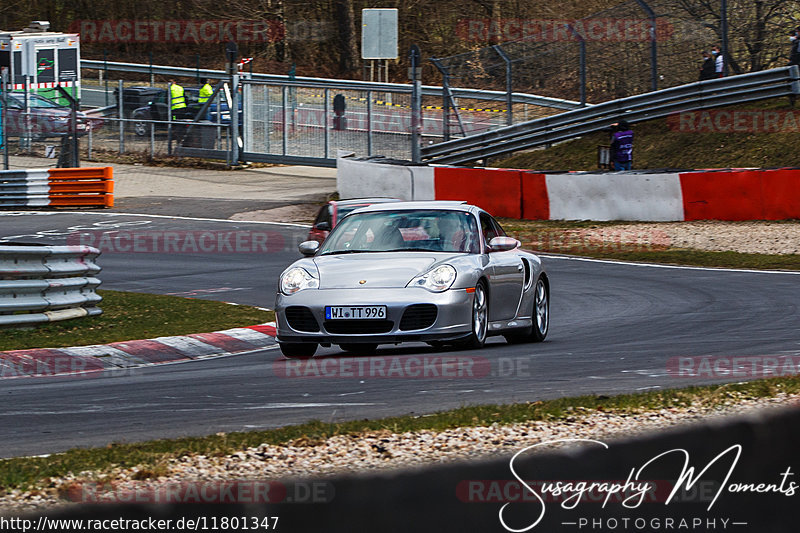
[313,221,331,232]
[488,236,520,252]
[298,240,320,257]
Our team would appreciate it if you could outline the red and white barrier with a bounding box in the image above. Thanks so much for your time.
[338,157,800,221]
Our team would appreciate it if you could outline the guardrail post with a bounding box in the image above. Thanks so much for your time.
[22,76,30,152]
[566,24,587,106]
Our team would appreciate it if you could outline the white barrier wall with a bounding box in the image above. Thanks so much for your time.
[544,173,685,221]
[337,157,434,201]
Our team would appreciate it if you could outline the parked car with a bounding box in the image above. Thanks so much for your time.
[275,201,550,358]
[308,198,402,243]
[3,93,100,139]
[126,86,240,136]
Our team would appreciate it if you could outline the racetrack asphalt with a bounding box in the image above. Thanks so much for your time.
[2,158,800,457]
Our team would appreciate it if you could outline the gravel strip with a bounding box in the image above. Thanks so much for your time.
[5,393,799,513]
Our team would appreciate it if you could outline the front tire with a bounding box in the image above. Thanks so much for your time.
[279,342,317,359]
[133,114,148,137]
[460,281,488,349]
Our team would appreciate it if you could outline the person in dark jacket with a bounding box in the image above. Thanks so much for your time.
[699,50,716,81]
[610,120,633,171]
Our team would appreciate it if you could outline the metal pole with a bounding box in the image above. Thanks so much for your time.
[70,78,79,167]
[23,76,30,152]
[231,73,239,165]
[566,24,587,106]
[1,68,8,169]
[324,87,330,159]
[167,81,173,156]
[104,49,109,106]
[410,45,422,164]
[149,52,154,86]
[635,0,659,91]
[492,45,513,126]
[281,85,288,156]
[215,90,222,150]
[196,54,201,83]
[118,80,125,154]
[150,121,154,160]
[367,90,373,156]
[430,58,450,141]
[721,0,729,77]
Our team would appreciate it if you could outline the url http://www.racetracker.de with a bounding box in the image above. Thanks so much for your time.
[0,515,280,531]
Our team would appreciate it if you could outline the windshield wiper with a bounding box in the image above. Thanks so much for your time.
[320,249,373,255]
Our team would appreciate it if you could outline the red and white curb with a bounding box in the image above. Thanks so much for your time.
[0,323,277,379]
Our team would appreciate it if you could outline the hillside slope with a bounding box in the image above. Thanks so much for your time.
[496,98,800,171]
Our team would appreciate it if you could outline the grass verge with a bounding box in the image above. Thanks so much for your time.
[0,376,795,491]
[497,219,800,271]
[0,290,274,352]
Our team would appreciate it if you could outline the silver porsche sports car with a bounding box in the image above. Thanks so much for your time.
[274,201,549,358]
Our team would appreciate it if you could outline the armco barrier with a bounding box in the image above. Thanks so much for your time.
[0,167,114,208]
[31,404,800,531]
[0,245,102,328]
[338,157,800,221]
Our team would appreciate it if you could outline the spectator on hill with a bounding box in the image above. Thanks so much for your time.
[699,50,716,81]
[610,120,633,171]
[712,45,724,77]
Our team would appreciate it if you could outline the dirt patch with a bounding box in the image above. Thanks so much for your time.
[229,204,320,224]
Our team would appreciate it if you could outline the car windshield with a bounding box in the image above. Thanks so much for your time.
[319,209,479,254]
[26,94,65,108]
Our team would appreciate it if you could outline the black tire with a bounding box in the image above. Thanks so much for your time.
[505,276,549,344]
[279,342,317,359]
[460,281,488,349]
[133,114,148,137]
[339,343,378,355]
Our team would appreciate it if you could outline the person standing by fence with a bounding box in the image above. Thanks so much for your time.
[169,79,186,120]
[610,120,633,171]
[712,45,724,78]
[699,50,716,81]
[198,78,213,105]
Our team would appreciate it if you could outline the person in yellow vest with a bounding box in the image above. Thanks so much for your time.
[169,79,186,120]
[198,78,213,105]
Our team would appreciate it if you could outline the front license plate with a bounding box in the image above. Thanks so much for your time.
[325,305,386,320]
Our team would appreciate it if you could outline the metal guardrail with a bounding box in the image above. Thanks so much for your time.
[422,66,800,165]
[0,244,102,328]
[80,60,585,111]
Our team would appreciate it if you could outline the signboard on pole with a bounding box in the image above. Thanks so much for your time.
[361,9,398,60]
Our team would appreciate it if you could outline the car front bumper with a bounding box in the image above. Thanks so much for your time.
[275,287,474,344]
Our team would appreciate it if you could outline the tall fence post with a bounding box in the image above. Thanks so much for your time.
[324,88,330,159]
[367,90,373,156]
[231,73,240,165]
[410,45,422,164]
[721,0,729,77]
[118,80,125,154]
[566,24,587,106]
[635,0,659,91]
[1,67,8,169]
[281,85,288,156]
[492,45,514,126]
[103,49,109,106]
[22,76,30,152]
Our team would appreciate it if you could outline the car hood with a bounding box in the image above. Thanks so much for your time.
[313,253,459,289]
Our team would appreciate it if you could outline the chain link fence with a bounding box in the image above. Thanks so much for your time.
[435,0,796,103]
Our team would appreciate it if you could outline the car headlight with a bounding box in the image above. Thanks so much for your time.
[280,267,319,295]
[407,264,457,292]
